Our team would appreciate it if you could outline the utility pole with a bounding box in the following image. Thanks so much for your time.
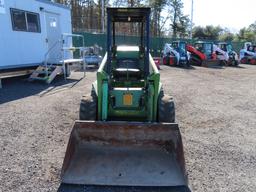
[101,0,105,33]
[190,0,194,39]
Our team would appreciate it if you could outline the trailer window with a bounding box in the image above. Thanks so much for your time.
[27,13,40,32]
[10,8,40,33]
[11,9,26,31]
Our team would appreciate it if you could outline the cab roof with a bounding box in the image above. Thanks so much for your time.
[107,7,151,22]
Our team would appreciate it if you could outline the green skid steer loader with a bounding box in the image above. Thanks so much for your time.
[58,8,191,192]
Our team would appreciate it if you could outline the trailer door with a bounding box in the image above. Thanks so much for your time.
[45,12,61,64]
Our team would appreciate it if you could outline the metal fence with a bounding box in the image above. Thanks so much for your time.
[73,32,246,57]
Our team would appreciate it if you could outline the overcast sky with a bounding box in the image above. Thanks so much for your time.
[182,0,256,32]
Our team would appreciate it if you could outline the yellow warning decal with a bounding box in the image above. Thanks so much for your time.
[123,93,133,106]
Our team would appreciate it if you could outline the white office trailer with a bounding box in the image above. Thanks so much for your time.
[0,0,85,86]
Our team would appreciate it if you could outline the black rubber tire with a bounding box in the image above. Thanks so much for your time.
[186,61,191,68]
[158,91,175,123]
[220,60,227,66]
[182,60,190,68]
[79,90,97,120]
[164,56,170,65]
[189,55,202,66]
[173,57,178,66]
[230,59,238,66]
[240,57,247,64]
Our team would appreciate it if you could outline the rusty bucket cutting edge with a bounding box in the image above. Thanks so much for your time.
[60,120,188,188]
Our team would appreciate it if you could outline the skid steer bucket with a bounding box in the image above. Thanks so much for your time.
[202,59,222,67]
[59,121,190,191]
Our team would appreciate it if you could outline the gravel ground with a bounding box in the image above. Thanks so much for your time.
[0,64,256,192]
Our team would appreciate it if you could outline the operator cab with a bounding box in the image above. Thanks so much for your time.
[219,43,227,52]
[247,45,256,52]
[195,42,214,59]
[112,46,142,80]
[106,8,151,85]
[172,41,186,52]
[103,8,152,121]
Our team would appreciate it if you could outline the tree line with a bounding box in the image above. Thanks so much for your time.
[193,22,256,42]
[52,0,190,37]
[53,0,255,42]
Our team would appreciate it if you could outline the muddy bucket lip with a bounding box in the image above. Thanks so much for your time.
[60,121,188,187]
[64,121,181,149]
[71,120,180,143]
[73,120,179,128]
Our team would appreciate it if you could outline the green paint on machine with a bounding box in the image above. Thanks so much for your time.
[64,8,190,192]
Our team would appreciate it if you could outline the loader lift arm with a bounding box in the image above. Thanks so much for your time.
[186,44,206,61]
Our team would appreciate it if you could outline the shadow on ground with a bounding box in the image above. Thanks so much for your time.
[0,75,82,104]
[159,65,196,70]
[228,65,247,69]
